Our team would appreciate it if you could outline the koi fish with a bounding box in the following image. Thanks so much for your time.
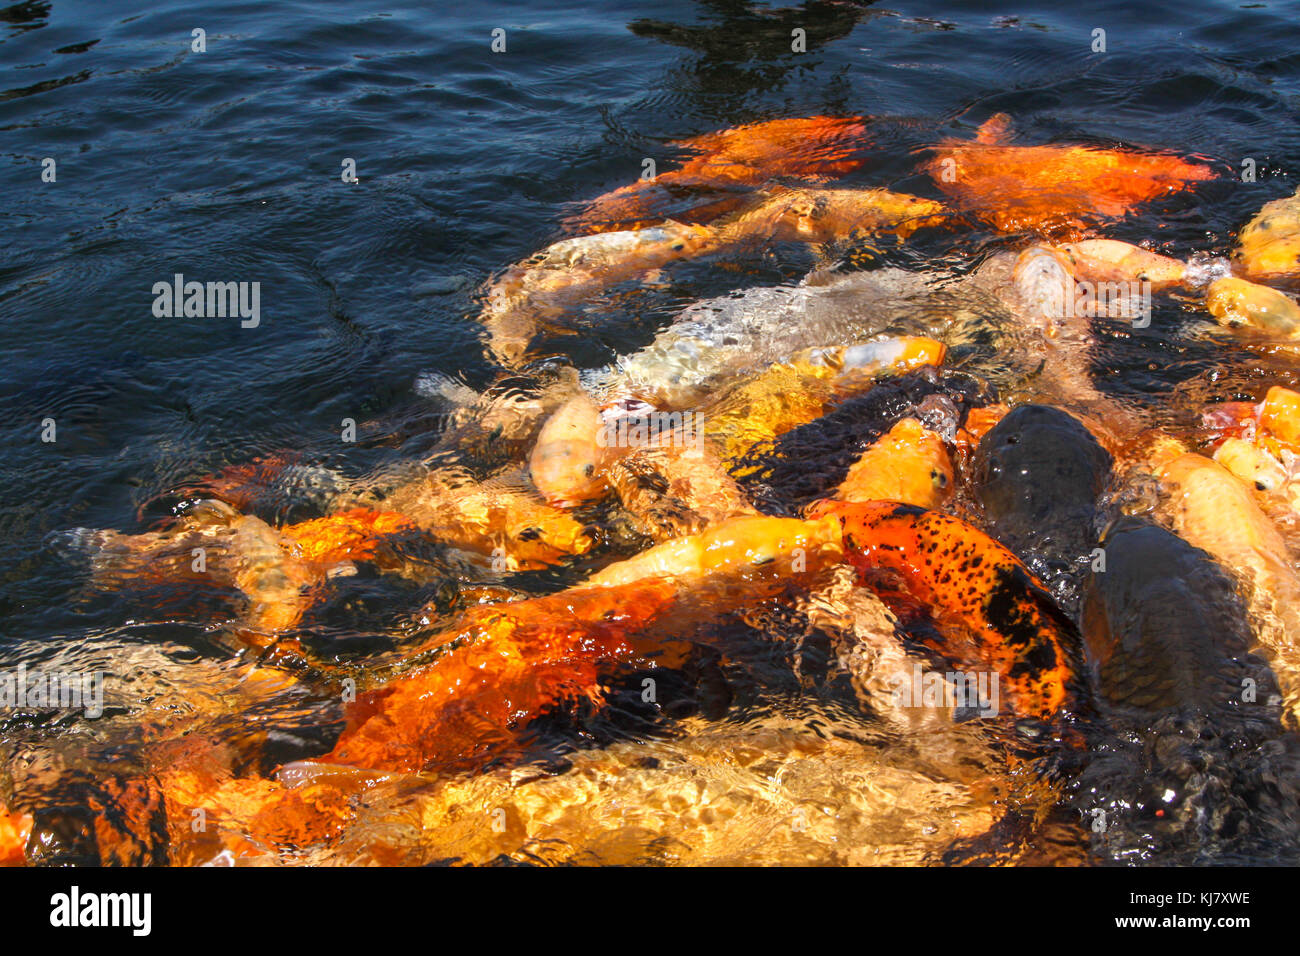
[529,392,619,507]
[323,579,695,773]
[808,499,1089,721]
[1153,452,1300,726]
[567,115,869,232]
[1075,517,1295,864]
[0,811,32,867]
[973,404,1113,617]
[828,417,953,510]
[606,412,955,567]
[73,484,586,659]
[733,368,992,516]
[735,184,950,245]
[606,439,759,542]
[666,115,869,183]
[600,270,961,410]
[279,508,416,564]
[533,336,947,510]
[702,337,947,462]
[1082,516,1276,717]
[72,498,1102,860]
[1001,244,1147,433]
[1261,385,1300,455]
[1235,185,1300,281]
[1053,239,1189,291]
[68,500,350,642]
[328,498,1091,774]
[1199,386,1300,472]
[1214,437,1289,493]
[952,404,1010,465]
[922,113,1214,237]
[481,221,724,366]
[374,466,595,569]
[587,513,843,589]
[1206,276,1300,336]
[489,185,942,367]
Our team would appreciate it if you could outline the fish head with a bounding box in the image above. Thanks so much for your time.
[1011,245,1081,341]
[1213,437,1287,493]
[1056,239,1186,290]
[661,222,720,257]
[501,506,596,568]
[772,189,948,243]
[1206,277,1300,335]
[529,393,611,507]
[1235,186,1300,280]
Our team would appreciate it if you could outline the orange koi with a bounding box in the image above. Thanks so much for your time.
[0,811,32,867]
[77,498,1095,862]
[1261,385,1300,452]
[953,404,1010,462]
[280,508,415,564]
[1213,437,1288,493]
[733,185,950,245]
[922,114,1214,237]
[1199,387,1300,490]
[536,335,947,513]
[1153,452,1300,726]
[569,116,869,232]
[377,467,594,570]
[808,500,1087,721]
[829,418,954,509]
[75,501,348,642]
[703,337,947,464]
[324,579,696,773]
[587,513,843,589]
[529,392,622,507]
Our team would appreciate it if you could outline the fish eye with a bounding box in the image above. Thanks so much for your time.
[517,527,543,541]
[933,470,949,488]
[672,243,685,251]
[583,464,596,477]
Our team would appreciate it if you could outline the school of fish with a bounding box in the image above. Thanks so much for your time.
[8,112,1300,867]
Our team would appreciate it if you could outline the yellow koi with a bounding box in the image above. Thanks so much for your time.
[1055,238,1188,290]
[1235,185,1300,280]
[829,417,954,509]
[1154,452,1300,726]
[587,514,843,589]
[1206,277,1300,335]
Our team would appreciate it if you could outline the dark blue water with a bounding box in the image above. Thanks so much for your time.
[3,0,1300,863]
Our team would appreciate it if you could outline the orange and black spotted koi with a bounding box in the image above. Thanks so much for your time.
[808,500,1091,722]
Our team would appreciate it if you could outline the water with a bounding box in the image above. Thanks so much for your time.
[3,0,1300,865]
